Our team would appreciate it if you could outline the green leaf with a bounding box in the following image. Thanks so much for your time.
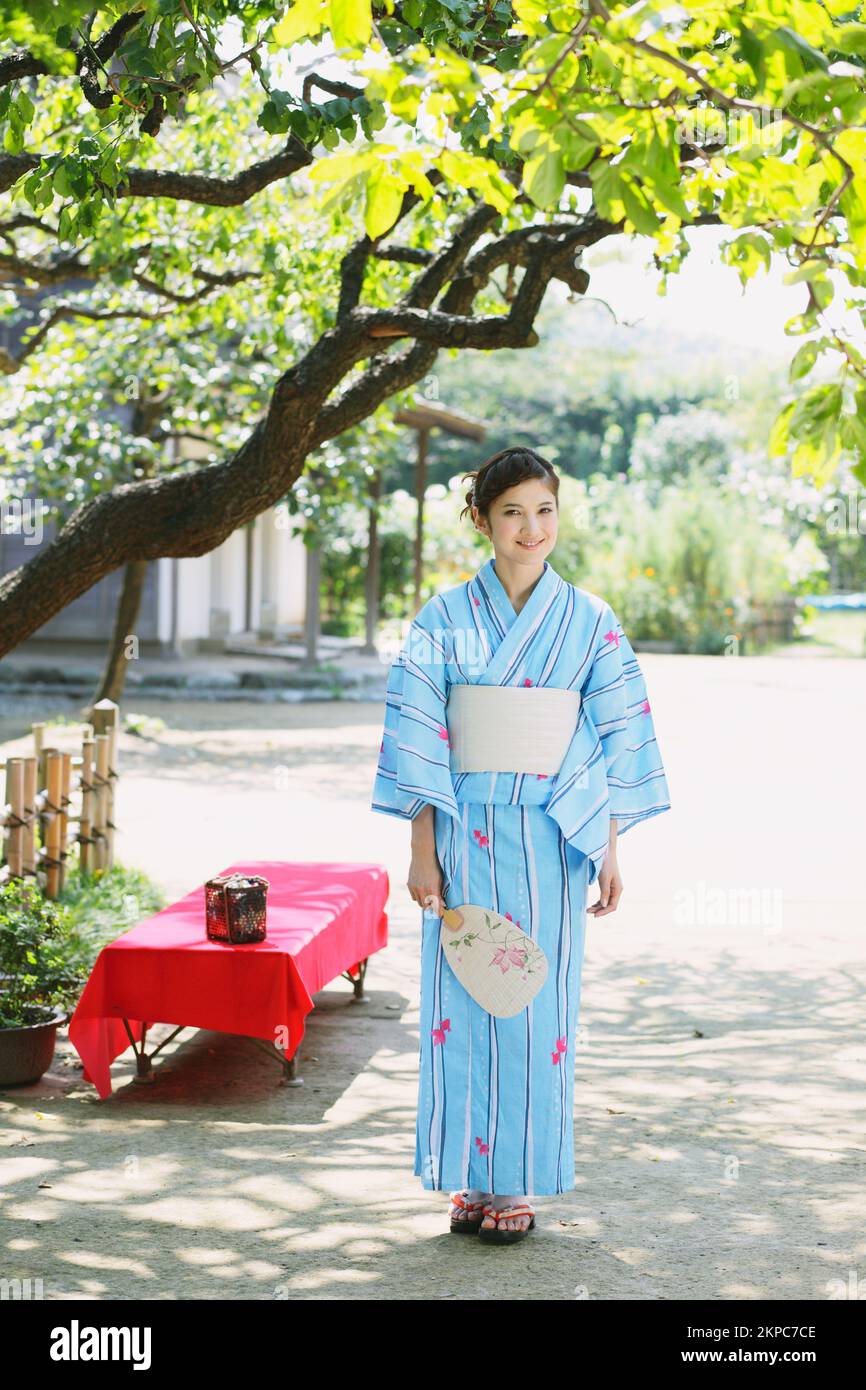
[16,89,35,124]
[4,117,27,155]
[330,0,372,50]
[53,163,72,197]
[322,97,352,124]
[365,165,404,238]
[619,176,660,235]
[811,276,834,310]
[589,161,625,219]
[788,341,818,381]
[840,181,866,265]
[22,172,42,208]
[841,411,866,456]
[738,23,765,84]
[524,149,564,209]
[774,26,829,75]
[833,24,866,56]
[784,259,828,284]
[259,99,290,135]
[768,399,796,457]
[272,0,328,46]
[288,108,319,143]
[99,158,120,189]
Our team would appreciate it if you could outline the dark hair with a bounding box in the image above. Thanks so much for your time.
[459,446,559,522]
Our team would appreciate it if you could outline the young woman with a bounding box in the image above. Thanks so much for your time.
[371,446,671,1245]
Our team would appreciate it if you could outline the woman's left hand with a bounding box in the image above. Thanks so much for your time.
[586,853,623,917]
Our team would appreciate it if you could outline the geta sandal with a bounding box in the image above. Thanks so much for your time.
[448,1190,487,1234]
[478,1202,536,1245]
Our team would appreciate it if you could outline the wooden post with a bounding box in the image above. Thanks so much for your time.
[38,746,57,822]
[43,750,63,899]
[32,723,45,790]
[91,700,118,870]
[362,469,382,656]
[21,755,37,878]
[93,735,110,872]
[303,545,321,669]
[107,724,117,869]
[37,750,57,845]
[79,735,95,875]
[58,752,71,892]
[4,757,24,879]
[413,426,429,614]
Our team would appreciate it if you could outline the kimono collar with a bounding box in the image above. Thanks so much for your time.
[477,554,560,629]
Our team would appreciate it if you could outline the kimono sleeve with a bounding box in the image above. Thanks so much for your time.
[371,602,461,824]
[580,602,672,835]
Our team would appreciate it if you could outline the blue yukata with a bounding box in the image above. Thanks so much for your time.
[371,556,671,1195]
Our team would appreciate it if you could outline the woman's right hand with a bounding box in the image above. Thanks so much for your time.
[407,852,444,917]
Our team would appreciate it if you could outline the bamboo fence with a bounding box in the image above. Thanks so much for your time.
[0,699,119,899]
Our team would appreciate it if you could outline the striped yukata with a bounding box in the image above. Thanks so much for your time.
[371,556,671,1195]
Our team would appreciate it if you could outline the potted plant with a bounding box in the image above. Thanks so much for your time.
[0,878,86,1086]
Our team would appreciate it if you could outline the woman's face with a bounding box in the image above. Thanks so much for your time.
[473,477,558,563]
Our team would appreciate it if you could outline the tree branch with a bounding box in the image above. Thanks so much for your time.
[0,302,172,373]
[310,211,605,447]
[0,194,593,648]
[301,73,365,104]
[76,8,148,111]
[336,170,446,320]
[371,243,434,265]
[0,134,314,200]
[0,50,52,88]
[0,182,725,649]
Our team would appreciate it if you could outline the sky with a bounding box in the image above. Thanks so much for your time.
[581,224,857,364]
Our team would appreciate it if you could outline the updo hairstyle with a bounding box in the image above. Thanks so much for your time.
[459,446,559,523]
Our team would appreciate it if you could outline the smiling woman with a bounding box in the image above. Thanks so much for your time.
[371,448,672,1241]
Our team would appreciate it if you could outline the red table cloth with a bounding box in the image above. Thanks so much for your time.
[68,860,389,1099]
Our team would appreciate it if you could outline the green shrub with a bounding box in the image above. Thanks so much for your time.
[553,471,821,649]
[0,879,86,1028]
[59,861,167,974]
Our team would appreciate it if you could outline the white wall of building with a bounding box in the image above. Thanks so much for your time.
[156,557,173,644]
[264,505,306,628]
[154,505,307,647]
[163,433,309,643]
[207,527,247,636]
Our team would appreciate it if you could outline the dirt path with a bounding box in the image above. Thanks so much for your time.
[1,654,864,1300]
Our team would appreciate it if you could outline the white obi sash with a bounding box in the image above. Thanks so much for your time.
[446,684,582,774]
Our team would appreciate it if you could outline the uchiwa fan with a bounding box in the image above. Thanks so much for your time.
[438,903,548,1017]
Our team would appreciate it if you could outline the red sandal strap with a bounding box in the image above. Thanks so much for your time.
[482,1204,534,1221]
[450,1191,485,1212]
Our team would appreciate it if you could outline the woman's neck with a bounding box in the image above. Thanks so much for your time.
[492,556,545,613]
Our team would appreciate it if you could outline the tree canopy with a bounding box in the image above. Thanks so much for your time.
[1,1,864,651]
